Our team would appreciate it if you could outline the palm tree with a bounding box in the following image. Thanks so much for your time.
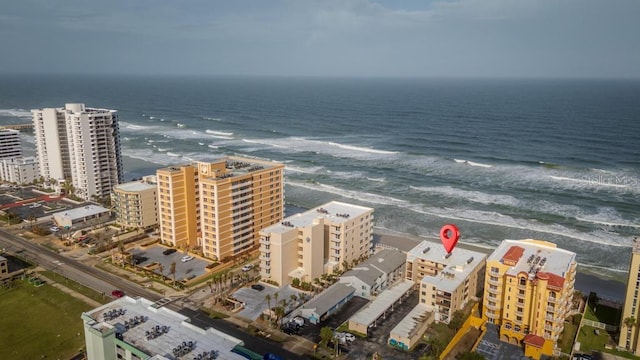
[624,317,637,330]
[265,294,272,323]
[290,294,298,306]
[320,327,334,348]
[170,262,177,285]
[158,264,165,280]
[273,292,279,309]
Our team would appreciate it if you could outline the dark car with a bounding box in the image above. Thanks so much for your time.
[163,248,177,255]
[280,323,299,335]
[251,284,265,291]
[111,290,125,298]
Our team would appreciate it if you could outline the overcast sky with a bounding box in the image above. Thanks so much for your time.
[1,0,638,78]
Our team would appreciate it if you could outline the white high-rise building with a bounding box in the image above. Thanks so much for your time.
[32,103,123,200]
[0,128,22,159]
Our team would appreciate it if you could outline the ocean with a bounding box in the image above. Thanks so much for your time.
[1,75,639,279]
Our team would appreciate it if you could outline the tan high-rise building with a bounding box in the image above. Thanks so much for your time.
[111,176,158,230]
[259,201,374,287]
[482,239,576,359]
[156,157,284,260]
[156,164,199,251]
[619,238,640,354]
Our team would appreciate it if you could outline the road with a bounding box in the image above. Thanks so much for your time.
[0,227,162,301]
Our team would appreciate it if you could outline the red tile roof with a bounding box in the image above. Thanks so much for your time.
[523,333,545,348]
[502,246,524,265]
[537,271,565,290]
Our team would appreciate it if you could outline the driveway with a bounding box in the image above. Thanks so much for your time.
[232,284,302,321]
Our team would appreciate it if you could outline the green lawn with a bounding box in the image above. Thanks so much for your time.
[559,322,579,353]
[584,302,621,326]
[0,280,92,359]
[41,270,109,305]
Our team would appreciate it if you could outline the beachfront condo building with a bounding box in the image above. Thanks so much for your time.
[618,237,640,354]
[259,201,374,287]
[0,128,22,159]
[157,157,284,260]
[32,103,123,200]
[482,239,577,359]
[111,176,158,230]
[406,240,486,323]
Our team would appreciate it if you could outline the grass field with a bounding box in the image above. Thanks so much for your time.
[0,280,92,359]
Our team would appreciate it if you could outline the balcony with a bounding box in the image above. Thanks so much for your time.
[330,244,341,251]
[259,237,270,245]
[485,311,498,319]
[260,254,270,261]
[485,303,500,311]
[547,297,557,304]
[488,278,502,286]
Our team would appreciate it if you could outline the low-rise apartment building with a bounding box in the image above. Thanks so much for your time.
[339,249,406,299]
[111,175,157,230]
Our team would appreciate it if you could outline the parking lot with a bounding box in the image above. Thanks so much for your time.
[232,284,303,321]
[130,245,211,282]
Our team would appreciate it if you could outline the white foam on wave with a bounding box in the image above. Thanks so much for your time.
[203,116,222,121]
[206,129,234,137]
[208,144,219,149]
[285,166,323,174]
[549,175,628,189]
[149,116,156,120]
[157,148,170,152]
[0,108,32,118]
[167,152,181,157]
[366,177,386,183]
[120,121,153,131]
[411,186,520,207]
[327,142,397,155]
[288,180,631,248]
[454,158,493,168]
[241,137,398,160]
[578,263,629,273]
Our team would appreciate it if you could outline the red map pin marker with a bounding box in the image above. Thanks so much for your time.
[440,224,460,254]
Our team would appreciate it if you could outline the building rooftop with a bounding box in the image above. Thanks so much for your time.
[418,246,486,293]
[262,201,373,235]
[366,249,406,274]
[82,296,245,360]
[341,266,383,287]
[114,180,157,193]
[302,283,355,317]
[349,280,414,328]
[373,234,421,253]
[389,303,431,339]
[54,204,110,221]
[407,240,487,269]
[487,239,576,280]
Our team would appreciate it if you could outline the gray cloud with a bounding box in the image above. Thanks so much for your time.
[0,0,638,78]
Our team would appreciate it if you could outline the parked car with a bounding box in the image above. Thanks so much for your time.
[181,255,194,263]
[49,226,60,232]
[251,284,265,291]
[291,316,305,327]
[162,248,177,255]
[241,264,253,272]
[344,333,356,342]
[111,290,125,298]
[281,323,300,335]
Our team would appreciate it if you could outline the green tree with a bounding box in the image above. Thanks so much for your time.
[265,294,272,322]
[320,327,334,348]
[170,262,177,285]
[624,316,637,330]
[449,310,466,332]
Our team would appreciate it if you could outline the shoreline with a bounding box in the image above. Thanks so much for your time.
[121,158,629,302]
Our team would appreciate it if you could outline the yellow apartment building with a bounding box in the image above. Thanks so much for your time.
[111,175,158,230]
[156,157,284,260]
[198,157,284,261]
[619,237,640,354]
[483,239,577,359]
[156,164,199,251]
[259,201,374,287]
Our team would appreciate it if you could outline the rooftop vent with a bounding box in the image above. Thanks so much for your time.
[422,247,430,254]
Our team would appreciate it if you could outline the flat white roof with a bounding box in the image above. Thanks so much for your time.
[349,280,414,327]
[55,204,110,220]
[389,303,431,339]
[262,201,373,234]
[420,250,486,293]
[83,297,245,360]
[115,181,157,193]
[488,239,576,279]
[407,240,487,271]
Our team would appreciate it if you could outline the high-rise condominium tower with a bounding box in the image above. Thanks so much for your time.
[32,103,122,200]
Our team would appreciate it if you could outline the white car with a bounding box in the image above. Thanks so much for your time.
[344,333,355,342]
[181,255,194,263]
[50,226,60,232]
[241,264,253,272]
